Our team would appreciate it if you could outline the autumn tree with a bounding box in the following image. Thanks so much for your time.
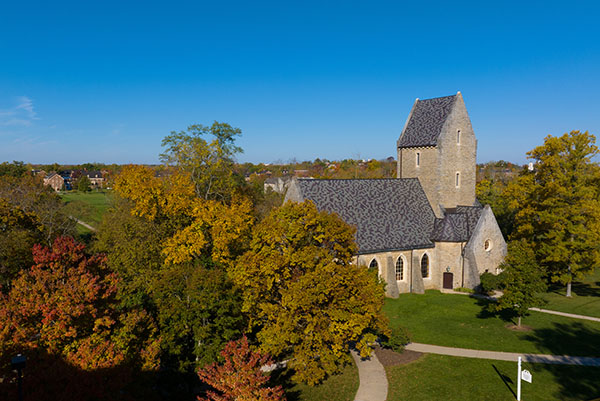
[0,237,160,371]
[508,131,600,296]
[97,165,252,373]
[0,174,76,245]
[160,122,244,201]
[197,336,285,401]
[232,201,387,384]
[495,240,547,327]
[0,199,44,289]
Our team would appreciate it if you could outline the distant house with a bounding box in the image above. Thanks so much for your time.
[43,173,64,192]
[84,171,105,188]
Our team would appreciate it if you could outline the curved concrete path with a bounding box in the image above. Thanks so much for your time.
[351,349,388,401]
[405,342,600,366]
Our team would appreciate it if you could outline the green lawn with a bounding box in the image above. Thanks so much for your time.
[387,354,600,401]
[541,269,600,318]
[61,190,113,228]
[384,290,600,357]
[273,362,358,401]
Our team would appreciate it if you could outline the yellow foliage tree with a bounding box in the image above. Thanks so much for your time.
[232,201,387,385]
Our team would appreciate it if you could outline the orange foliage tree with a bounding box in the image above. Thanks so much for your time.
[197,336,285,401]
[0,236,160,371]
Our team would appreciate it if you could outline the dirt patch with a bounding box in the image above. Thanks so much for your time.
[374,346,423,367]
[505,324,533,332]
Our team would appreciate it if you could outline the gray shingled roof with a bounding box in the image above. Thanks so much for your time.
[431,206,482,242]
[398,95,457,148]
[289,178,436,254]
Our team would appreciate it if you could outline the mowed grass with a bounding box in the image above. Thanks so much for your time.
[387,354,600,401]
[61,190,113,228]
[541,269,600,318]
[384,290,600,357]
[274,362,358,401]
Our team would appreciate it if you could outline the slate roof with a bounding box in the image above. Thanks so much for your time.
[288,178,436,254]
[431,206,482,242]
[397,95,457,148]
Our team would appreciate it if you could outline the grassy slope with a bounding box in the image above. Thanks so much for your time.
[541,269,600,318]
[384,291,600,356]
[387,354,600,401]
[61,191,112,228]
[289,363,359,401]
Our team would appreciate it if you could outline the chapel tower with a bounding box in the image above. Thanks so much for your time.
[397,92,477,217]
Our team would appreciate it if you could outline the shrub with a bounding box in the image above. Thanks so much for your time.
[381,326,411,353]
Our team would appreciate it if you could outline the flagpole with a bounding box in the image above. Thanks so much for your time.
[517,356,522,401]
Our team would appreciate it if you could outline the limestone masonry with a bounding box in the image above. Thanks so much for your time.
[285,92,507,297]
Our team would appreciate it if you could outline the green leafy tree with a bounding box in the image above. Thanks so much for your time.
[0,161,27,177]
[0,199,44,289]
[78,175,92,192]
[233,201,387,385]
[508,131,600,296]
[160,122,244,201]
[152,262,243,372]
[496,240,547,327]
[476,178,515,238]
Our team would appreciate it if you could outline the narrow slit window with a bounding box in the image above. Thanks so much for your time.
[457,129,461,144]
[455,172,460,187]
[416,152,420,167]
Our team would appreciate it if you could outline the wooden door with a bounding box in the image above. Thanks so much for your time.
[443,272,453,289]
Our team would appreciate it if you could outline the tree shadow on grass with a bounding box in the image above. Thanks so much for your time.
[523,321,600,400]
[268,368,301,401]
[472,296,517,324]
[547,281,600,298]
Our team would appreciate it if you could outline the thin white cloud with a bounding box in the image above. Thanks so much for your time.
[0,96,39,126]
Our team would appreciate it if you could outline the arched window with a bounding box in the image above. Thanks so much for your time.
[421,254,429,278]
[395,257,404,281]
[369,258,378,271]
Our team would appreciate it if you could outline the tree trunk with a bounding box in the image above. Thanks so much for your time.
[517,315,522,328]
[566,281,572,297]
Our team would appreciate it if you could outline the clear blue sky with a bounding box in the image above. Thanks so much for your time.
[1,1,599,165]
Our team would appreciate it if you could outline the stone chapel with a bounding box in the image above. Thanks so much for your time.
[284,92,507,297]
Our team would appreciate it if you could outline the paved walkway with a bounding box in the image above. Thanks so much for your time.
[442,289,600,323]
[405,342,600,366]
[351,349,388,401]
[529,307,600,323]
[71,216,97,232]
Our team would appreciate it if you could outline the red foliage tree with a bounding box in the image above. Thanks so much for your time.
[197,336,285,401]
[0,237,160,400]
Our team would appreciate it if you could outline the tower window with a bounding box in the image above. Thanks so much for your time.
[455,172,460,188]
[457,129,461,144]
[416,152,420,167]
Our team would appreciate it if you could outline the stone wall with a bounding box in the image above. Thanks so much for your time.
[432,241,466,289]
[397,146,439,214]
[463,205,507,288]
[357,248,436,296]
[436,94,477,211]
